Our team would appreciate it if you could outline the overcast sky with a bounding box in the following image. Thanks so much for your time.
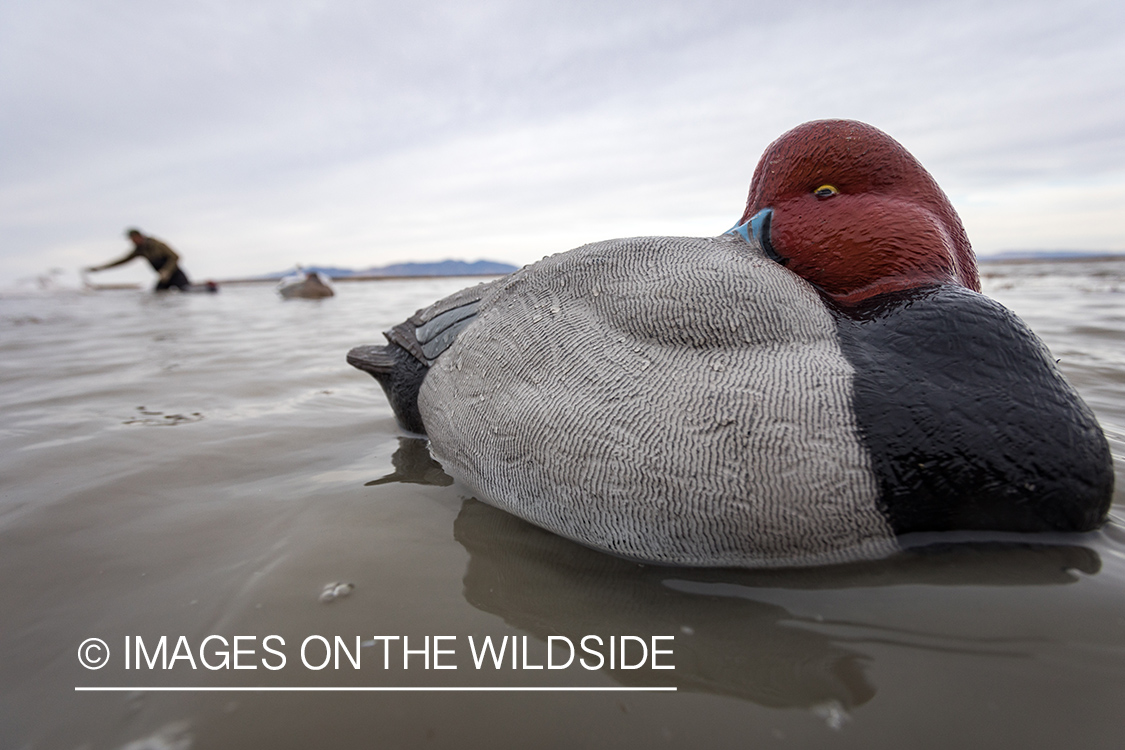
[2,0,1123,285]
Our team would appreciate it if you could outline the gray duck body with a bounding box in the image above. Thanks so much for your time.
[407,234,899,566]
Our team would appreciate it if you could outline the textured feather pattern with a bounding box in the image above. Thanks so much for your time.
[419,235,898,567]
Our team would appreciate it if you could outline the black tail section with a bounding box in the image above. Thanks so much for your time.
[347,343,430,434]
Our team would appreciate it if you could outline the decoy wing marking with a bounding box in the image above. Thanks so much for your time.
[421,315,479,360]
[416,301,481,345]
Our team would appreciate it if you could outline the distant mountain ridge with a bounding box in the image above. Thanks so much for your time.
[979,250,1125,262]
[257,251,1123,281]
[261,259,519,280]
[364,260,519,277]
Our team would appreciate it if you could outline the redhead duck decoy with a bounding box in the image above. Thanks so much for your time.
[277,268,335,299]
[348,119,1114,568]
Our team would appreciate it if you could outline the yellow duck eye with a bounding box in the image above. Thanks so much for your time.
[814,184,839,198]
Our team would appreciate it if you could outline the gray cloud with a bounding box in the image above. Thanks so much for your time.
[2,0,1123,283]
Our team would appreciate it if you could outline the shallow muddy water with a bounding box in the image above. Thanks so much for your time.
[1,262,1123,749]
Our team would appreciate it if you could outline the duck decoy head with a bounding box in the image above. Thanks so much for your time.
[740,119,980,305]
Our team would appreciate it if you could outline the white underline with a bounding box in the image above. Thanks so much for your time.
[75,686,676,692]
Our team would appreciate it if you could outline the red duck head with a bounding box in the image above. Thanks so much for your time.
[739,120,979,305]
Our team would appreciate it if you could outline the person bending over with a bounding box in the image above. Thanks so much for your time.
[87,229,191,291]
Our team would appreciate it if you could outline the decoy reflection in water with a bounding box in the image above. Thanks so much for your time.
[452,497,1101,710]
[365,437,453,487]
[363,438,1106,710]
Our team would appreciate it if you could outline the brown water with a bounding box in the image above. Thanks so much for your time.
[1,266,1123,749]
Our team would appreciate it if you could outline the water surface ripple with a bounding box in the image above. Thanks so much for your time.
[1,265,1122,749]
